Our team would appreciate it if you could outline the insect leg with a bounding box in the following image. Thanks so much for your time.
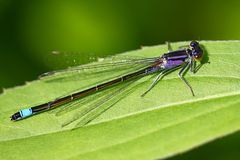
[166,41,173,52]
[189,57,196,73]
[141,66,181,97]
[178,62,195,96]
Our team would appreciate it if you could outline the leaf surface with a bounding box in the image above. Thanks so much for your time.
[1,41,240,160]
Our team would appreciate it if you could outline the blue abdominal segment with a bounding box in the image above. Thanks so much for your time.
[20,108,33,118]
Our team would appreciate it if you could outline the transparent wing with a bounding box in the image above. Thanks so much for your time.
[41,55,159,128]
[39,55,159,79]
[54,77,145,128]
[49,84,112,116]
[62,77,143,128]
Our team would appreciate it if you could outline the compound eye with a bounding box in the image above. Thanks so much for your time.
[190,41,199,48]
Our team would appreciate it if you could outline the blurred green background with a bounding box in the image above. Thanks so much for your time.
[1,0,240,159]
[1,0,240,89]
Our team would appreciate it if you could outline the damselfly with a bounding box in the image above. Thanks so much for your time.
[10,41,204,124]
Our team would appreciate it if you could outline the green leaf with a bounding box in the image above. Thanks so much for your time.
[1,41,240,160]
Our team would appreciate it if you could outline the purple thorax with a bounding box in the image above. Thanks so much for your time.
[164,60,184,69]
